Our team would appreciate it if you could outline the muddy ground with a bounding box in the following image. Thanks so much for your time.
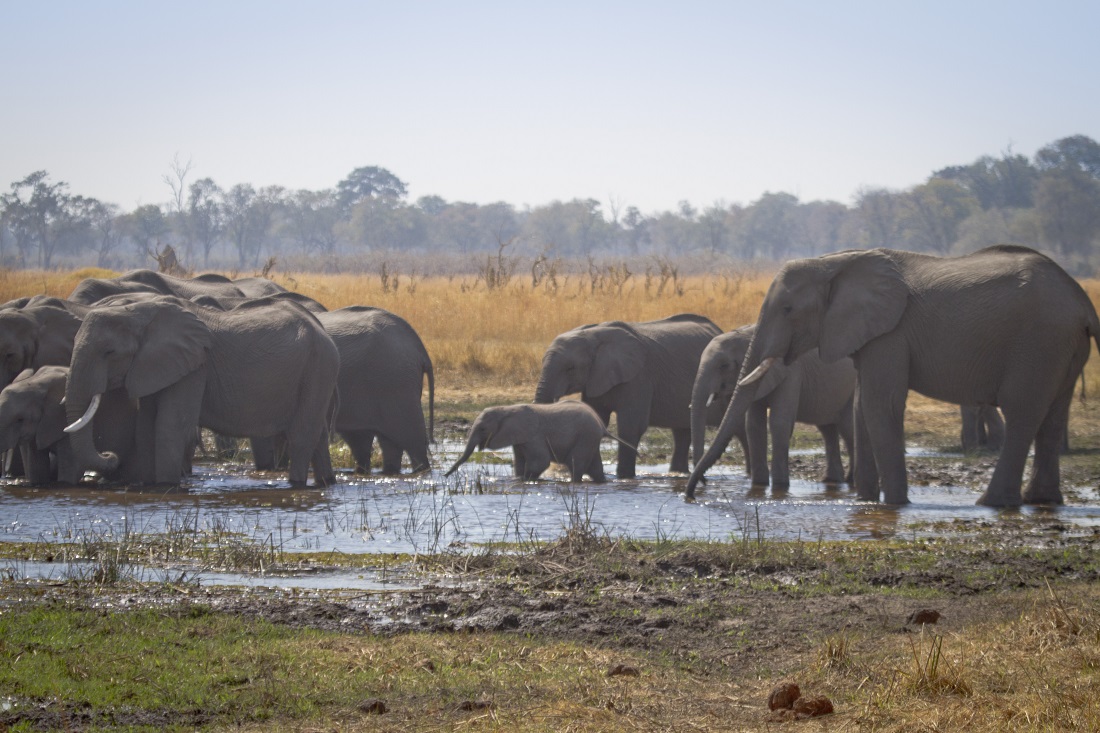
[4,451,1098,688]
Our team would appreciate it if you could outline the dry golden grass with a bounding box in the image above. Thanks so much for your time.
[7,266,1100,424]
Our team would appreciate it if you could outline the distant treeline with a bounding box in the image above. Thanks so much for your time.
[2,135,1099,275]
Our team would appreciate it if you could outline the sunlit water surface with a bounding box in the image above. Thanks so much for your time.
[3,442,1099,589]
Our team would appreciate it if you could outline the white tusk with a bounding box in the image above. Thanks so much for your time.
[64,393,101,433]
[706,393,716,407]
[738,357,777,387]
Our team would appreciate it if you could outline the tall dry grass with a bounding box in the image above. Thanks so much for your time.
[7,266,1100,409]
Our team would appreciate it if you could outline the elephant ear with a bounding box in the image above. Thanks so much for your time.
[820,251,908,362]
[586,329,644,398]
[125,304,212,399]
[36,371,69,449]
[485,408,535,450]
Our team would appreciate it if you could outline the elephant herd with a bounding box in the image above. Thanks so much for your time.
[0,269,433,488]
[1,244,1096,509]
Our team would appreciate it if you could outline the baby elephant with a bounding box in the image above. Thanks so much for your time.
[446,402,611,482]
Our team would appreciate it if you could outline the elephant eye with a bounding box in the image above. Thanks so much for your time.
[782,306,793,316]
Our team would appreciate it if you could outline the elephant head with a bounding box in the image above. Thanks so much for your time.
[63,298,212,473]
[686,249,906,495]
[0,312,39,388]
[690,327,753,467]
[445,406,535,476]
[0,305,84,388]
[534,323,645,403]
[0,366,68,454]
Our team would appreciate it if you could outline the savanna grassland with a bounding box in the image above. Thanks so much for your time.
[3,264,1100,732]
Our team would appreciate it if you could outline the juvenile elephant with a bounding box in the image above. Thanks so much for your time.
[689,325,855,493]
[63,296,339,487]
[0,366,140,485]
[445,401,609,482]
[535,314,722,478]
[688,245,1100,507]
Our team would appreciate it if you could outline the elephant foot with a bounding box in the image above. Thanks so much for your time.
[1022,481,1064,506]
[881,487,911,505]
[976,488,1023,507]
[616,468,636,479]
[771,481,790,496]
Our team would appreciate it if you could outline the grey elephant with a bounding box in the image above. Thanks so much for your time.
[191,297,434,475]
[63,296,339,487]
[689,325,855,492]
[67,270,287,305]
[0,366,140,485]
[535,314,722,478]
[688,245,1100,507]
[0,301,91,388]
[445,401,611,482]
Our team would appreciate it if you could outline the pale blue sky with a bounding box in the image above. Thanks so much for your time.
[2,1,1097,214]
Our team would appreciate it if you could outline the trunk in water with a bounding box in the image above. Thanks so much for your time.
[685,338,766,498]
[444,434,481,476]
[64,398,119,475]
[690,360,720,468]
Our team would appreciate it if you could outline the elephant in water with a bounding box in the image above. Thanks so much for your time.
[446,401,613,482]
[0,366,140,485]
[689,325,855,492]
[688,245,1100,507]
[534,314,722,478]
[63,296,338,487]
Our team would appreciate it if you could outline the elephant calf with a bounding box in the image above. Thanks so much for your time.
[445,402,610,482]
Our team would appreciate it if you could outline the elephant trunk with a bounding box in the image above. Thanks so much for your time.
[444,432,482,477]
[534,374,559,404]
[690,361,721,468]
[685,341,765,498]
[63,359,119,475]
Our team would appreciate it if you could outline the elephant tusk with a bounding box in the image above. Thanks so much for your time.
[706,393,716,407]
[64,393,101,433]
[738,357,777,387]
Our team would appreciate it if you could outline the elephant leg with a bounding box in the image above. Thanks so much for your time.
[669,427,691,474]
[979,416,1035,507]
[153,371,205,486]
[837,405,855,485]
[856,362,909,504]
[960,406,981,453]
[55,440,83,485]
[982,405,1005,452]
[311,429,336,487]
[768,408,795,491]
[250,436,277,470]
[746,401,770,487]
[340,429,376,473]
[853,384,880,501]
[20,444,55,485]
[512,445,527,478]
[1022,390,1072,505]
[378,436,403,475]
[610,403,648,479]
[734,430,752,477]
[521,443,551,480]
[818,423,845,485]
[585,452,607,483]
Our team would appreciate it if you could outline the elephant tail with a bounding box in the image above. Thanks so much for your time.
[603,429,636,453]
[425,359,435,444]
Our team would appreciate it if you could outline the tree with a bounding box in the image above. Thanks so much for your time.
[934,149,1037,209]
[856,186,905,248]
[698,202,736,255]
[162,154,194,261]
[1,171,78,268]
[737,192,799,260]
[86,200,122,267]
[125,204,169,262]
[336,166,407,213]
[222,183,257,269]
[188,177,224,267]
[285,189,340,256]
[1034,168,1100,260]
[902,179,979,254]
[1035,135,1100,177]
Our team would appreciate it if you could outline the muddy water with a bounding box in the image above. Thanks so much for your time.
[3,443,1100,587]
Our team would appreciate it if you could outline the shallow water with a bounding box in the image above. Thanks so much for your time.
[3,443,1100,588]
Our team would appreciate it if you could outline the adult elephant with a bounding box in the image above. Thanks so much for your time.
[63,296,339,487]
[0,302,90,387]
[316,306,434,474]
[67,270,262,304]
[689,325,855,494]
[535,314,722,478]
[0,366,141,485]
[688,245,1100,507]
